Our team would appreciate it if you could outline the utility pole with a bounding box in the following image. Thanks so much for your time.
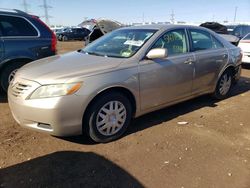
[234,6,238,23]
[170,10,175,24]
[39,0,52,26]
[21,0,29,13]
[142,12,145,24]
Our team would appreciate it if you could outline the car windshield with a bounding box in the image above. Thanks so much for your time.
[82,29,157,58]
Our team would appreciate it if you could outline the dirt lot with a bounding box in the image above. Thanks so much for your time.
[1,41,250,188]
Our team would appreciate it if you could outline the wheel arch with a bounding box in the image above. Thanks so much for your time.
[82,86,137,126]
[0,57,34,74]
[213,64,236,92]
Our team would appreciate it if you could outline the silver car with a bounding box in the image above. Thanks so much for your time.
[8,25,242,143]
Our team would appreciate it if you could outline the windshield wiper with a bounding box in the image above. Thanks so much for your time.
[84,51,104,57]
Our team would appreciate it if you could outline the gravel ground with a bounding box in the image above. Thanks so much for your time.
[0,41,250,188]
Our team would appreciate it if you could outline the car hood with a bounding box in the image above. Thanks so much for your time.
[16,51,124,85]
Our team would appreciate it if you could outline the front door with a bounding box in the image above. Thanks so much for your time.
[139,29,195,110]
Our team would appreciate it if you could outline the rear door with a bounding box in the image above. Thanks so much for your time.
[0,14,40,60]
[188,29,228,94]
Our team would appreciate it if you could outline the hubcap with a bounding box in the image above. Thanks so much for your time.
[8,69,18,83]
[219,74,232,96]
[96,101,126,136]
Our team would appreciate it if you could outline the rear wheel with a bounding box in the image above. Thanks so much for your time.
[83,92,132,143]
[213,70,233,99]
[62,35,68,41]
[0,61,28,92]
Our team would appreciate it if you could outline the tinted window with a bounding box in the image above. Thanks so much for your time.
[190,29,214,51]
[0,15,38,37]
[151,29,188,56]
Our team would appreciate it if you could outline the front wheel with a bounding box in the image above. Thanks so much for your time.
[213,70,233,99]
[83,92,132,143]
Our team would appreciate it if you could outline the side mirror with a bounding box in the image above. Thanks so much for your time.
[146,48,168,59]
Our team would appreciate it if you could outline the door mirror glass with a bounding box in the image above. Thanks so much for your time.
[146,48,168,59]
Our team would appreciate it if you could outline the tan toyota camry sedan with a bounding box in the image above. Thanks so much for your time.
[8,25,242,143]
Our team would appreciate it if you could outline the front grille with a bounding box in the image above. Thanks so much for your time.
[11,83,31,97]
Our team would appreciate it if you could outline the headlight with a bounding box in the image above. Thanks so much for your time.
[28,82,82,99]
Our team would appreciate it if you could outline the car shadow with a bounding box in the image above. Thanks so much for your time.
[127,76,250,136]
[0,151,144,188]
[242,64,250,70]
[64,76,250,145]
[0,93,7,103]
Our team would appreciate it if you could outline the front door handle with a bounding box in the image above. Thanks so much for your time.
[184,58,194,65]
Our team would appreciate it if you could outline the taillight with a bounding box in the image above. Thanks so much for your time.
[31,15,57,53]
[51,32,57,53]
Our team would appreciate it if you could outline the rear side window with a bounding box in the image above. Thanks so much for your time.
[190,29,213,51]
[190,29,223,51]
[211,36,224,48]
[0,15,38,37]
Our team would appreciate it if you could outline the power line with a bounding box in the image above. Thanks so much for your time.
[39,0,52,25]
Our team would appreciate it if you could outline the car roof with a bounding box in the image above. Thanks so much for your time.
[121,24,205,31]
[0,8,29,17]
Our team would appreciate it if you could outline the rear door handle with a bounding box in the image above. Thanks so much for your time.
[184,58,194,65]
[222,54,228,58]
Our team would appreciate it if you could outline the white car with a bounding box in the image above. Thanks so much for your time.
[238,33,250,64]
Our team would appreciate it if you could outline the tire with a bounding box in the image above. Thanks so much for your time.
[0,62,28,92]
[213,70,233,100]
[62,35,68,41]
[83,92,132,143]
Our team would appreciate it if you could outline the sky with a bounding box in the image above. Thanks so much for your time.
[0,0,250,26]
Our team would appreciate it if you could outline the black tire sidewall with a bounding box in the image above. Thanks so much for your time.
[63,36,68,41]
[214,70,233,100]
[85,92,132,143]
[0,62,27,92]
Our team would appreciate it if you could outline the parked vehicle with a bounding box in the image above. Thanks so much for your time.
[226,25,237,35]
[238,33,250,64]
[80,19,122,45]
[55,27,69,40]
[8,25,242,143]
[232,25,250,39]
[57,27,90,41]
[0,9,56,92]
[200,22,239,45]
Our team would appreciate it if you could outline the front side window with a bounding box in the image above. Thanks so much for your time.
[83,29,157,58]
[0,15,38,37]
[151,29,188,56]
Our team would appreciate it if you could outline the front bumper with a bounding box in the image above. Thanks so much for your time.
[242,52,250,64]
[8,80,89,136]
